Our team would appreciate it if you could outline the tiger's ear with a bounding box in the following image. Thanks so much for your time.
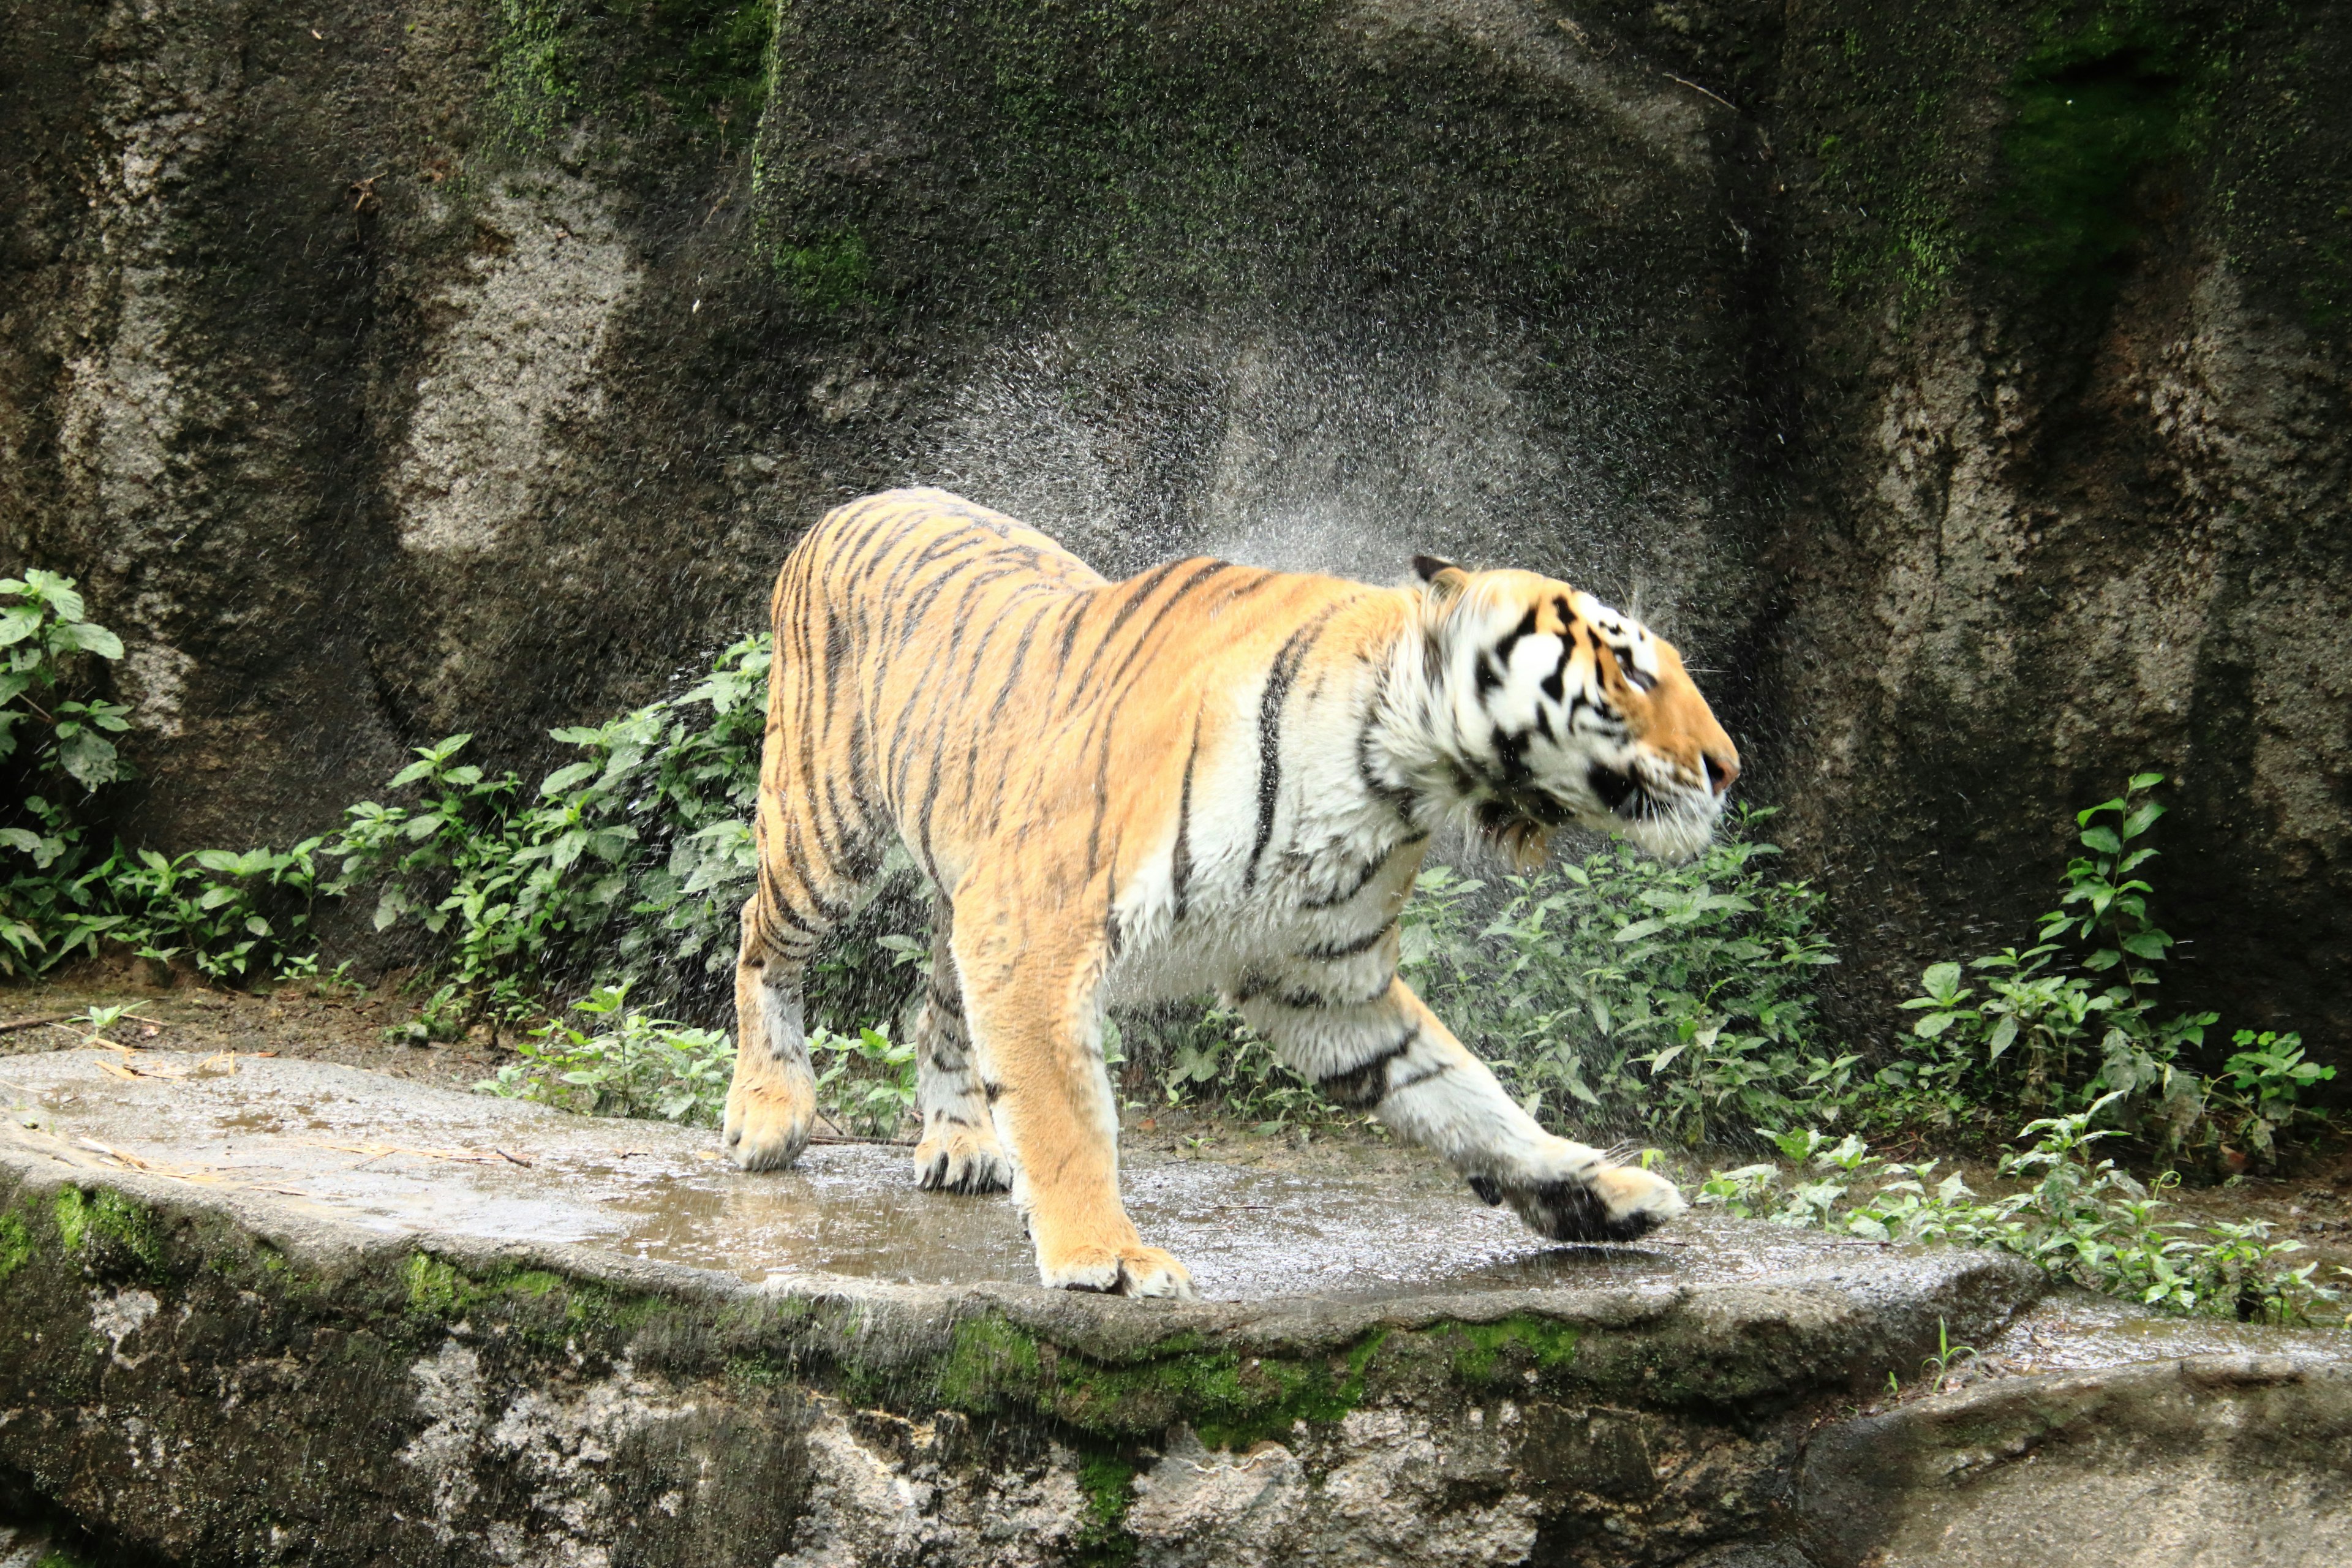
[1413,555,1468,604]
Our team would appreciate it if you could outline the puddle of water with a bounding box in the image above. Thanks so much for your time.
[6,1048,2336,1348]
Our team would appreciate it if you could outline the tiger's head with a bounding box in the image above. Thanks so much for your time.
[1400,556,1740,866]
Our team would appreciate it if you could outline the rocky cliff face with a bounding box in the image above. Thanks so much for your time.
[3,0,2345,1056]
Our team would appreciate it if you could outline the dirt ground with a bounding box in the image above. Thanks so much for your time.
[6,969,2351,1282]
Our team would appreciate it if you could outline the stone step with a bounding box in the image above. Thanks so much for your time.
[2,1050,2344,1567]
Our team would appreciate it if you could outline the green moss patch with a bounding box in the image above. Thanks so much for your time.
[1984,6,2228,309]
[933,1313,1392,1446]
[0,1210,31,1286]
[1445,1313,1583,1384]
[495,0,777,147]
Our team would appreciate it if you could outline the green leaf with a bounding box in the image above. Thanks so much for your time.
[1986,1014,2018,1061]
[2119,801,2164,840]
[2127,772,2165,791]
[23,571,85,620]
[2120,932,2171,960]
[61,621,124,660]
[1613,918,1664,943]
[0,606,42,647]
[2078,826,2122,854]
[57,728,122,788]
[540,761,598,795]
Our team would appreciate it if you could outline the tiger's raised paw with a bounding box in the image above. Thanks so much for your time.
[1488,1161,1686,1244]
[1040,1242,1196,1299]
[913,1125,1014,1194]
[724,1081,813,1172]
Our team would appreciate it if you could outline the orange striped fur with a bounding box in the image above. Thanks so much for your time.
[725,489,1740,1297]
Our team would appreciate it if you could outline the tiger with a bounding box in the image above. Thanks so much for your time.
[724,487,1741,1298]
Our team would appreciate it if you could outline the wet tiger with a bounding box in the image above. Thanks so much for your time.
[725,488,1741,1298]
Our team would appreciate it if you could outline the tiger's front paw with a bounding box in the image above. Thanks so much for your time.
[1039,1241,1196,1300]
[724,1080,813,1172]
[1479,1158,1686,1243]
[913,1123,1014,1194]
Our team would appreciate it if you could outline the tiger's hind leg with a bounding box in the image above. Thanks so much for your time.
[724,897,820,1172]
[910,899,1012,1194]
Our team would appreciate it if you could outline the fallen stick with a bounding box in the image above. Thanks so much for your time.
[0,1014,72,1034]
[297,1137,521,1166]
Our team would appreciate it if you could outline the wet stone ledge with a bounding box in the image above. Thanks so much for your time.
[2,1054,2348,1568]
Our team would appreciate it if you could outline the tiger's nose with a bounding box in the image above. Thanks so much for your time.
[1703,748,1740,796]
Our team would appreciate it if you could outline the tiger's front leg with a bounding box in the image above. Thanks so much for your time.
[952,888,1194,1299]
[1240,973,1685,1242]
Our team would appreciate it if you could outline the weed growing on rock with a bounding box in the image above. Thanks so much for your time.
[1700,1100,2346,1327]
[475,983,735,1126]
[474,983,918,1136]
[1872,774,2332,1168]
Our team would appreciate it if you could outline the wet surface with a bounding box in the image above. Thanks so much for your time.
[5,1050,1883,1303]
[1983,1287,2352,1372]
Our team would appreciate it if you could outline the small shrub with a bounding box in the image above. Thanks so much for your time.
[1399,808,1853,1144]
[331,633,774,1011]
[1875,774,2331,1164]
[1,571,131,975]
[475,984,735,1126]
[1139,1003,1351,1136]
[1701,1099,2346,1327]
[810,1025,918,1139]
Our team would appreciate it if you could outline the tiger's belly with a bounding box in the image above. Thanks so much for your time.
[1101,831,1427,1011]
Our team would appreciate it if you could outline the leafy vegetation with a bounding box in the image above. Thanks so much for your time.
[477,984,736,1125]
[1699,1099,2346,1327]
[1400,810,1852,1145]
[475,986,918,1137]
[1871,773,2331,1169]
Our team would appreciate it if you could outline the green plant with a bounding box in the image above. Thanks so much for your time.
[1,573,130,974]
[331,633,774,1019]
[2211,1031,2335,1161]
[1703,1099,2345,1327]
[1141,1003,1348,1136]
[1400,809,1852,1145]
[475,984,736,1125]
[386,984,470,1047]
[64,1001,150,1045]
[810,1024,917,1139]
[1880,774,2323,1166]
[1919,1317,1976,1392]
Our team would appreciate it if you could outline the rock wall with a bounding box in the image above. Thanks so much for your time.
[2,0,2346,1055]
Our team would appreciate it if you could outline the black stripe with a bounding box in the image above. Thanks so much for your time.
[1066,558,1187,699]
[1084,706,1117,878]
[1245,609,1338,891]
[1299,919,1395,962]
[1385,1061,1452,1096]
[1094,559,1235,699]
[1172,718,1199,922]
[1317,1025,1419,1109]
[1494,603,1539,666]
[1302,835,1423,910]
